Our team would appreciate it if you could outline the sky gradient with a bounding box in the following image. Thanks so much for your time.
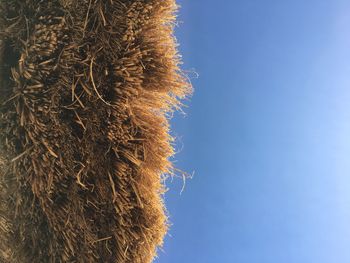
[156,1,350,262]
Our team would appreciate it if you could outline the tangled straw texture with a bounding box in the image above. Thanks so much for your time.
[0,0,191,262]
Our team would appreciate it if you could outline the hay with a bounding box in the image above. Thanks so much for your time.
[0,0,191,262]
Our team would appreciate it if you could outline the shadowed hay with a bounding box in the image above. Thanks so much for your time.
[0,0,191,262]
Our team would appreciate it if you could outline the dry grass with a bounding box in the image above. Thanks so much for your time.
[0,0,191,262]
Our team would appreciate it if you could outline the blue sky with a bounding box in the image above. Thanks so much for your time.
[156,1,350,262]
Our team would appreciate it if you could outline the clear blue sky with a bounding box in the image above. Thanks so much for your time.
[156,1,350,262]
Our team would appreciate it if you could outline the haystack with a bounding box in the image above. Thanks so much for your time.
[0,0,190,262]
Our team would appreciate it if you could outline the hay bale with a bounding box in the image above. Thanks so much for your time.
[0,1,191,262]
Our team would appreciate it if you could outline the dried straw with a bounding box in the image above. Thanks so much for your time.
[0,1,191,262]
